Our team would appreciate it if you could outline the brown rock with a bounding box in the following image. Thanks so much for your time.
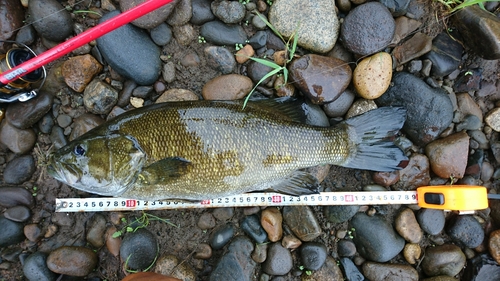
[489,229,500,264]
[122,272,181,281]
[156,89,199,103]
[202,74,253,100]
[194,243,212,259]
[289,54,352,104]
[302,256,344,281]
[282,234,302,249]
[261,207,283,242]
[235,44,255,64]
[5,92,54,129]
[397,154,431,189]
[0,121,36,154]
[362,262,419,281]
[62,54,103,92]
[155,254,196,281]
[392,32,433,65]
[353,52,392,99]
[24,224,43,242]
[105,226,121,257]
[70,113,105,141]
[395,208,423,243]
[403,243,421,264]
[0,0,24,51]
[47,246,98,277]
[456,93,483,122]
[372,171,400,187]
[390,16,422,46]
[485,107,500,132]
[119,0,179,29]
[282,206,322,241]
[425,131,469,179]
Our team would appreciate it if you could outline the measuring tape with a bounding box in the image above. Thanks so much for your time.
[55,186,489,212]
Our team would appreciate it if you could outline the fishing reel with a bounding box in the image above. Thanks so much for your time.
[0,40,46,103]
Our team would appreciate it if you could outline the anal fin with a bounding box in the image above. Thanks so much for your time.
[263,170,320,196]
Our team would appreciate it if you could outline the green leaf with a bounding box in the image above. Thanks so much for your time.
[126,226,134,232]
[112,231,122,238]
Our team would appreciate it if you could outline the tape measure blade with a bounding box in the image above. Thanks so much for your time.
[55,191,418,212]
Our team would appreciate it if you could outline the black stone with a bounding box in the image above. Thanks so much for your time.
[300,242,328,271]
[210,223,235,250]
[446,215,484,248]
[464,254,500,281]
[248,31,268,50]
[453,68,482,92]
[191,0,216,25]
[200,21,247,46]
[0,216,25,247]
[0,186,34,208]
[241,215,268,244]
[150,23,173,46]
[380,0,411,17]
[339,257,365,281]
[209,236,256,281]
[28,0,73,42]
[425,32,463,77]
[120,228,158,270]
[23,252,57,281]
[417,208,445,235]
[3,155,36,185]
[324,205,358,224]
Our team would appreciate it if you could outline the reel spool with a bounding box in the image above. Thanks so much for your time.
[0,41,46,103]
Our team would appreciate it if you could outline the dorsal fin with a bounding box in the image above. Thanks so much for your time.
[250,97,328,126]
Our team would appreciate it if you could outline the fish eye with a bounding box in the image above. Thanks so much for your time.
[73,144,86,157]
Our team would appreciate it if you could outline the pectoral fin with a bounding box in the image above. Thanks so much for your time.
[137,157,191,185]
[264,170,320,196]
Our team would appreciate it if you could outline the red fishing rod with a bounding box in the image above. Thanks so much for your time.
[0,0,175,102]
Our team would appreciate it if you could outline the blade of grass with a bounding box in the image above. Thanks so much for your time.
[243,67,282,109]
[450,0,497,12]
[246,57,282,69]
[255,11,285,42]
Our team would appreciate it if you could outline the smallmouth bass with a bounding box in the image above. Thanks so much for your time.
[48,98,407,201]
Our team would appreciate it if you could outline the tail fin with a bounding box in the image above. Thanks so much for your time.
[342,107,408,171]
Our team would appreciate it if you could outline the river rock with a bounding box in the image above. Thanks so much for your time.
[70,113,105,140]
[0,187,34,208]
[122,272,182,281]
[200,21,247,45]
[340,2,395,56]
[120,228,158,270]
[392,32,433,65]
[47,246,98,276]
[377,71,453,146]
[202,74,253,100]
[463,254,500,281]
[261,207,283,242]
[62,54,103,92]
[23,252,57,281]
[191,0,215,25]
[211,0,245,24]
[204,46,236,74]
[83,79,118,114]
[4,205,31,222]
[322,89,355,118]
[150,23,173,46]
[362,262,418,281]
[421,244,465,277]
[262,242,293,275]
[417,208,445,235]
[289,54,352,104]
[324,205,358,224]
[241,215,268,243]
[157,89,199,102]
[166,0,192,26]
[425,32,463,77]
[395,154,431,189]
[353,52,392,100]
[209,223,235,250]
[300,242,327,270]
[395,208,423,243]
[446,215,484,248]
[0,121,36,154]
[119,0,178,29]
[0,0,24,50]
[454,5,500,60]
[97,10,161,85]
[86,214,107,248]
[303,256,344,281]
[209,236,256,281]
[5,92,53,130]
[3,155,35,184]
[28,0,73,42]
[489,229,500,264]
[425,131,469,179]
[172,24,197,46]
[268,0,339,53]
[486,107,500,132]
[349,213,405,262]
[155,254,196,281]
[0,216,24,247]
[282,206,321,241]
[404,243,422,264]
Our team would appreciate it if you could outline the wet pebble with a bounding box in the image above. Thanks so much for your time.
[28,0,73,42]
[372,171,400,187]
[457,114,482,131]
[425,32,463,77]
[251,243,267,263]
[281,234,302,250]
[157,89,199,103]
[392,32,433,65]
[421,244,465,277]
[353,52,393,100]
[0,0,24,48]
[417,208,445,235]
[396,154,431,189]
[204,46,236,74]
[241,214,268,243]
[3,155,35,185]
[362,262,418,281]
[395,208,423,243]
[86,214,107,248]
[0,121,36,154]
[0,187,34,208]
[62,54,103,92]
[269,0,339,53]
[155,254,196,281]
[283,206,321,241]
[0,216,25,247]
[119,0,176,29]
[322,89,355,118]
[210,236,256,281]
[200,21,247,45]
[349,213,405,262]
[132,86,154,99]
[377,71,453,146]
[344,98,377,119]
[56,114,72,128]
[425,131,469,179]
[248,30,267,49]
[446,215,484,248]
[51,212,75,227]
[340,2,395,56]
[202,74,253,100]
[247,59,274,85]
[261,207,283,242]
[23,252,56,281]
[289,54,352,105]
[150,23,173,46]
[4,205,31,223]
[380,0,411,16]
[209,223,235,250]
[235,44,255,64]
[120,228,158,270]
[83,79,118,114]
[337,239,356,257]
[24,224,43,242]
[46,246,98,276]
[211,0,245,24]
[457,93,483,122]
[6,92,53,130]
[324,205,358,224]
[97,10,161,85]
[38,113,55,134]
[339,257,363,281]
[300,242,327,270]
[194,243,212,259]
[190,0,215,25]
[262,242,293,275]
